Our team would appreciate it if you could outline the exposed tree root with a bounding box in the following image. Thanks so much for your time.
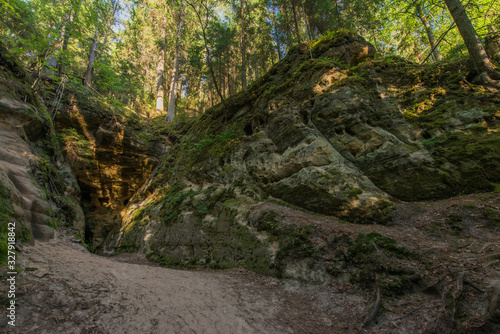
[464,276,485,294]
[488,286,500,318]
[451,272,465,321]
[363,276,382,329]
[473,71,500,88]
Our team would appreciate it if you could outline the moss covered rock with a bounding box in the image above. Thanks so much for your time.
[104,31,500,284]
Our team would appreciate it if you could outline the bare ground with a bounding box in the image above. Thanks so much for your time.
[0,232,354,334]
[1,193,500,334]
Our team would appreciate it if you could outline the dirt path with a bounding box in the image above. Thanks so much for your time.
[0,232,353,334]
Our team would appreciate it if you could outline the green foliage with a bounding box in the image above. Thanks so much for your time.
[427,130,500,192]
[157,187,196,224]
[190,128,241,159]
[47,218,59,229]
[484,206,500,226]
[130,208,146,222]
[147,253,183,268]
[58,128,94,165]
[72,230,90,250]
[348,233,414,264]
[446,213,463,233]
[311,29,356,55]
[2,0,499,119]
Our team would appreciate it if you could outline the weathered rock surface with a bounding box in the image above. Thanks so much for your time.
[99,35,500,334]
[54,98,162,249]
[0,43,85,242]
[105,32,500,265]
[2,32,500,333]
[486,32,500,61]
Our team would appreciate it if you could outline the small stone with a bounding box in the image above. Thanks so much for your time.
[32,269,51,278]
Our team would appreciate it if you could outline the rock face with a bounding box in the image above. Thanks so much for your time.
[104,31,500,278]
[0,43,85,242]
[99,33,500,331]
[2,33,499,332]
[54,99,162,249]
[0,43,162,250]
[485,33,500,61]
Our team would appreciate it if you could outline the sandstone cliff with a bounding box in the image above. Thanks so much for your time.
[102,31,500,331]
[1,31,499,332]
[106,31,499,262]
[54,90,163,249]
[0,43,84,245]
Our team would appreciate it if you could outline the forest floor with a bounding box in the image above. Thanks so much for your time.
[0,231,343,334]
[1,192,499,334]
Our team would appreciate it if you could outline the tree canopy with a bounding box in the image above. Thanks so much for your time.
[1,0,498,118]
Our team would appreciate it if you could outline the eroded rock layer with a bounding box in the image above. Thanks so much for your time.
[101,33,500,331]
[54,98,162,249]
[0,43,85,242]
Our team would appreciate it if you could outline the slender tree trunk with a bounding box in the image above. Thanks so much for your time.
[416,4,442,61]
[198,74,204,115]
[301,0,312,58]
[219,57,224,100]
[291,2,302,45]
[334,1,342,30]
[166,0,186,122]
[84,1,118,88]
[443,0,496,75]
[58,1,81,76]
[240,0,247,91]
[85,29,99,87]
[186,0,226,107]
[271,4,282,60]
[283,5,292,51]
[155,16,167,116]
[57,10,70,75]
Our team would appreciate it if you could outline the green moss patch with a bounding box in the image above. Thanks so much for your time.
[346,233,419,296]
[250,210,317,277]
[484,206,500,226]
[426,129,500,192]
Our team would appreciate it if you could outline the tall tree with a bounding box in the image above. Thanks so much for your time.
[85,0,119,88]
[240,0,247,90]
[57,0,81,76]
[186,0,226,106]
[166,0,187,122]
[155,12,167,116]
[443,0,498,81]
[415,2,441,61]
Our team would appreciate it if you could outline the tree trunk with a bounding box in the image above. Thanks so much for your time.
[334,1,342,30]
[85,29,99,87]
[57,1,81,76]
[291,2,302,45]
[186,0,226,107]
[282,4,292,51]
[271,3,282,60]
[166,0,186,122]
[443,0,496,75]
[416,3,442,61]
[84,1,118,88]
[301,0,313,58]
[155,16,167,116]
[240,0,247,91]
[198,74,204,115]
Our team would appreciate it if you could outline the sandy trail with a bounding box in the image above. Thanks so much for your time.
[1,232,350,334]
